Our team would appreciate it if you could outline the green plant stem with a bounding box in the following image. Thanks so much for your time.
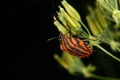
[80,21,91,36]
[90,73,120,80]
[96,45,120,62]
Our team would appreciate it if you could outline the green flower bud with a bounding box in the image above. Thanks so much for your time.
[61,0,81,21]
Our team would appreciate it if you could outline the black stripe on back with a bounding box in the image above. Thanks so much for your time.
[63,36,89,55]
[70,37,88,52]
[60,34,92,57]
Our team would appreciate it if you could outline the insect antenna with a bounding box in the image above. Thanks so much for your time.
[47,37,59,41]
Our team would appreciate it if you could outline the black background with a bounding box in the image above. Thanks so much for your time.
[8,0,120,80]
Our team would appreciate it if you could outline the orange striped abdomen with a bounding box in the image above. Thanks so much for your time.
[60,34,93,58]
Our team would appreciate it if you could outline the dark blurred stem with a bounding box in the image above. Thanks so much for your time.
[90,73,120,80]
[96,45,120,62]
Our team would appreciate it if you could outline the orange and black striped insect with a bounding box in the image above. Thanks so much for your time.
[60,34,93,58]
[52,16,92,58]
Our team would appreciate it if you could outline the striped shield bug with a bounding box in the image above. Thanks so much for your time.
[53,15,93,58]
[60,34,93,58]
